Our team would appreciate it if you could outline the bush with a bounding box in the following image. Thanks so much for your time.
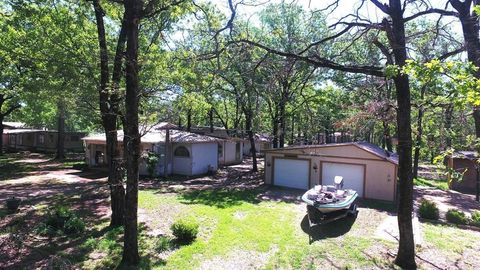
[37,205,85,236]
[418,199,440,220]
[446,209,469,225]
[471,210,480,227]
[155,236,171,252]
[171,218,199,244]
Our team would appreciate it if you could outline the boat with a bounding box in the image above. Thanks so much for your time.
[302,176,358,226]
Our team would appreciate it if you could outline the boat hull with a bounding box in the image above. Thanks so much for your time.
[302,188,358,214]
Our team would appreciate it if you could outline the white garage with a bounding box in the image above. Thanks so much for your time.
[264,142,399,201]
[273,158,310,189]
[321,162,365,197]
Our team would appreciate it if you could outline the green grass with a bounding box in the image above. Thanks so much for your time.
[78,189,397,270]
[422,222,479,256]
[0,154,35,180]
[414,177,449,191]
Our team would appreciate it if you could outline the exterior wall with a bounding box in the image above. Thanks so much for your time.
[264,146,397,201]
[449,158,477,193]
[191,143,218,175]
[172,143,193,175]
[7,131,85,153]
[219,141,243,165]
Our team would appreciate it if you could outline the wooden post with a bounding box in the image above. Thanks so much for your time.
[164,128,169,177]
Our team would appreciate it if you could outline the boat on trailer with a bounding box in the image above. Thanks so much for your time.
[302,176,358,225]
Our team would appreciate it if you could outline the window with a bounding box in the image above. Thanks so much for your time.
[174,146,190,157]
[49,134,54,142]
[18,135,23,145]
[38,134,45,144]
[71,135,80,142]
[218,143,223,157]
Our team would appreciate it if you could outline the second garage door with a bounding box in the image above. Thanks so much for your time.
[274,158,309,189]
[321,162,365,197]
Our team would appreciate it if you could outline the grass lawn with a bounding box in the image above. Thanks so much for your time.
[80,189,398,270]
[414,177,449,191]
[2,152,480,269]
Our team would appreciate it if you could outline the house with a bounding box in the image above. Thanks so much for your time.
[5,129,85,153]
[2,122,28,148]
[82,128,222,176]
[189,126,244,165]
[447,151,479,193]
[263,142,398,201]
[243,133,272,156]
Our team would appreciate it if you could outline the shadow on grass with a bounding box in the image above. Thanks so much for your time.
[300,214,356,243]
[178,188,261,208]
[357,199,396,213]
[414,177,449,191]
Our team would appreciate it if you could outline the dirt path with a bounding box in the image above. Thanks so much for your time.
[414,186,480,218]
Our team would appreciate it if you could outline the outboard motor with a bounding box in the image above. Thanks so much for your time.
[334,176,344,190]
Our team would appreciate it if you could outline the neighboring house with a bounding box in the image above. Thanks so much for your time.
[447,151,479,193]
[82,128,222,176]
[2,122,28,148]
[189,126,244,165]
[243,133,272,156]
[263,142,398,201]
[5,129,86,153]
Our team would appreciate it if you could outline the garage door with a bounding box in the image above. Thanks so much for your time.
[322,162,364,197]
[274,158,309,189]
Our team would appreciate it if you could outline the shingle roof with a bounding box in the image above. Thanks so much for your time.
[263,141,398,165]
[82,129,222,144]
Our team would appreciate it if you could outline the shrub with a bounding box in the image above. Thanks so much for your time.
[446,209,469,225]
[155,236,171,252]
[471,210,480,227]
[418,199,440,220]
[37,205,85,236]
[171,218,199,244]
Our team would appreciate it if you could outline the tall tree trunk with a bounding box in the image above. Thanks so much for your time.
[383,121,393,152]
[451,0,480,140]
[444,104,454,149]
[187,109,192,132]
[92,0,125,227]
[245,111,257,172]
[279,104,286,148]
[121,0,142,265]
[272,114,278,148]
[290,113,295,145]
[413,86,427,179]
[0,116,4,155]
[56,101,65,160]
[388,1,416,268]
[209,108,214,133]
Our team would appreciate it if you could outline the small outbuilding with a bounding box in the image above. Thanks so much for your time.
[82,128,222,176]
[264,142,398,201]
[447,151,479,194]
[5,129,85,153]
[243,133,272,156]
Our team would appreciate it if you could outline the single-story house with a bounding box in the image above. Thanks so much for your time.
[5,129,85,153]
[82,128,222,176]
[189,126,244,165]
[2,122,28,148]
[447,151,479,193]
[263,142,398,201]
[243,133,272,156]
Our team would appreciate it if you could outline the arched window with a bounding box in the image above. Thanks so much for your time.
[174,146,190,157]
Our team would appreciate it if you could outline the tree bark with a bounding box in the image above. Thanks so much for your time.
[187,109,192,132]
[0,116,4,155]
[245,111,257,172]
[121,0,142,265]
[413,86,427,179]
[272,114,279,148]
[56,101,65,160]
[444,104,454,149]
[92,0,125,227]
[387,1,416,268]
[209,108,214,133]
[451,0,480,140]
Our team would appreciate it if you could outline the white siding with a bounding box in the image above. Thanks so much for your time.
[172,144,192,175]
[191,143,218,175]
[220,141,243,165]
[321,162,365,197]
